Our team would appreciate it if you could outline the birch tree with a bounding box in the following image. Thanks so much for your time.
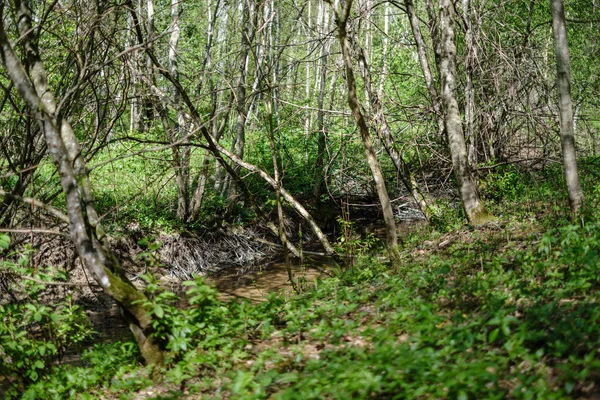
[0,1,165,366]
[550,0,584,214]
[437,0,494,225]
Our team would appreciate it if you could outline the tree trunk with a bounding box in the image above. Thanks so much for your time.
[404,0,445,143]
[0,2,165,366]
[550,0,584,214]
[347,29,432,222]
[139,33,330,255]
[312,5,333,205]
[169,0,190,222]
[189,0,220,220]
[222,0,256,203]
[437,0,494,226]
[423,0,447,145]
[332,0,401,265]
[463,0,476,167]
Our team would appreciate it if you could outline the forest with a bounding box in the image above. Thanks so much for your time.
[1,0,600,398]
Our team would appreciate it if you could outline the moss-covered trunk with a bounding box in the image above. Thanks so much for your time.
[437,0,495,226]
[0,2,166,368]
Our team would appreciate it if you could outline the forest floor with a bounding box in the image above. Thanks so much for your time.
[5,166,600,399]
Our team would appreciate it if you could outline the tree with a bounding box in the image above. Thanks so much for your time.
[550,0,584,214]
[0,1,165,366]
[436,0,494,226]
[328,0,401,265]
[346,12,432,221]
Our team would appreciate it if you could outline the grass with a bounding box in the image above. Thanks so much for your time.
[4,163,600,399]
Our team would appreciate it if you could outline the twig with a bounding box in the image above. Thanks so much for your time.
[0,189,69,223]
[473,157,559,171]
[19,275,99,287]
[0,228,69,237]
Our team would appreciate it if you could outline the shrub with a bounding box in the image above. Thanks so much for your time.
[0,237,93,398]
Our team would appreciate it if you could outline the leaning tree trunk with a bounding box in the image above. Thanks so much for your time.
[0,1,165,366]
[347,27,433,222]
[331,0,401,265]
[550,0,584,215]
[134,21,334,255]
[437,0,494,226]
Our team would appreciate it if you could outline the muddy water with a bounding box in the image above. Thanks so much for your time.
[83,220,423,345]
[202,220,425,302]
[207,255,335,302]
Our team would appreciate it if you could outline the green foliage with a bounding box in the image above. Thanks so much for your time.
[135,274,253,360]
[13,213,600,398]
[428,199,465,232]
[480,165,528,202]
[333,216,379,265]
[0,232,10,250]
[21,341,143,400]
[0,250,93,397]
[10,166,600,398]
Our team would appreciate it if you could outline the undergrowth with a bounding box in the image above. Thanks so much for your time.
[2,164,600,399]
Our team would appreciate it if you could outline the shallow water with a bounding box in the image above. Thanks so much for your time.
[208,255,335,302]
[204,220,425,302]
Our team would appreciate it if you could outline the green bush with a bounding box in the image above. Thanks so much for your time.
[0,240,93,398]
[480,165,528,202]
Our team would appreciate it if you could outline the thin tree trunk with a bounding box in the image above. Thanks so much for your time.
[404,0,445,142]
[190,0,220,219]
[222,0,256,202]
[304,0,313,138]
[137,34,330,254]
[331,0,401,265]
[169,0,190,222]
[437,0,494,225]
[266,88,292,264]
[550,0,584,214]
[347,31,432,221]
[463,0,476,167]
[312,5,333,205]
[378,1,389,96]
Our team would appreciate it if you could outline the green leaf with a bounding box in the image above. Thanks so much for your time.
[0,233,10,249]
[565,382,574,394]
[154,304,164,318]
[489,328,500,343]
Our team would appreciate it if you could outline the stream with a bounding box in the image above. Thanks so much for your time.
[199,219,425,302]
[85,219,424,343]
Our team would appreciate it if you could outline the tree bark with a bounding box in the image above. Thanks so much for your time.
[312,5,333,205]
[331,0,401,265]
[169,0,190,222]
[422,0,448,144]
[437,0,494,226]
[463,0,476,167]
[550,0,584,215]
[221,0,257,202]
[347,29,432,222]
[0,2,165,366]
